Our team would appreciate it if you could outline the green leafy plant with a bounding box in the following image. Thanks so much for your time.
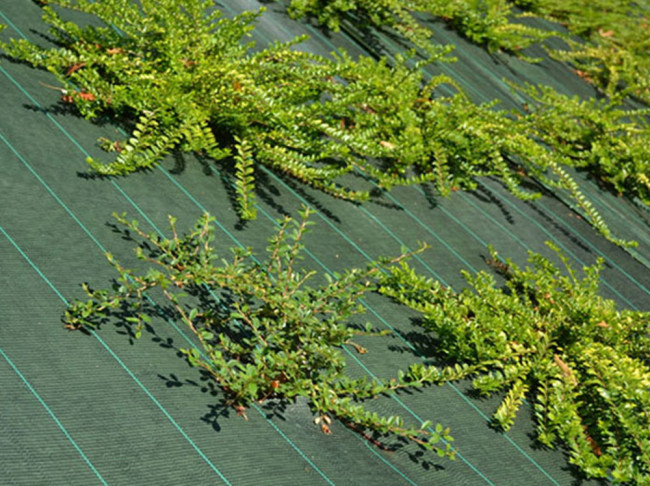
[511,0,650,103]
[379,243,650,483]
[0,0,636,245]
[64,208,456,457]
[282,0,554,59]
[284,0,650,102]
[283,0,438,54]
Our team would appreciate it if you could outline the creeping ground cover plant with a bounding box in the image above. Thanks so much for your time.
[379,243,650,484]
[0,0,637,247]
[1,0,455,221]
[64,208,456,458]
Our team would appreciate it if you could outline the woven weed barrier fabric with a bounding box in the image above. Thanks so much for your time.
[1,1,648,484]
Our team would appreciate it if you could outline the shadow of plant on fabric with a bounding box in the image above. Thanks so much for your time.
[0,0,638,247]
[379,243,650,484]
[64,207,456,458]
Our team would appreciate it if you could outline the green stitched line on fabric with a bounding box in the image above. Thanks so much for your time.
[461,186,649,303]
[0,223,233,486]
[0,14,167,238]
[5,4,640,486]
[0,66,89,155]
[371,186,480,272]
[438,183,638,308]
[0,64,169,235]
[0,129,107,251]
[357,197,455,277]
[0,8,23,35]
[250,410,338,486]
[586,188,650,246]
[0,342,109,485]
[350,432,419,486]
[338,348,495,486]
[536,200,650,297]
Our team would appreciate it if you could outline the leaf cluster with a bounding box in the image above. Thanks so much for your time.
[0,0,457,219]
[64,208,455,458]
[379,243,650,483]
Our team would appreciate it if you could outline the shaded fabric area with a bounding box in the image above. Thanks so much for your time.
[0,1,648,484]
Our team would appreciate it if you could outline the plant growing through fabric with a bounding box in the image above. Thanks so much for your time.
[64,208,456,458]
[379,243,650,484]
[0,0,639,247]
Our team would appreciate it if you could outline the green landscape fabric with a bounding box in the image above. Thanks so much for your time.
[0,1,648,485]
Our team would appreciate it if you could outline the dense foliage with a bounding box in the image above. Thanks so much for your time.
[284,0,650,102]
[64,209,456,457]
[514,0,650,103]
[282,0,554,59]
[2,0,636,246]
[282,0,650,218]
[379,243,650,484]
[2,0,453,221]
